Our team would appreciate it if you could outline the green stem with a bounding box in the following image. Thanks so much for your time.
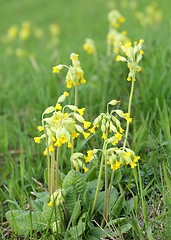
[51,152,55,194]
[107,170,114,206]
[56,147,60,191]
[123,77,135,149]
[47,152,51,194]
[91,148,105,216]
[103,153,108,222]
[74,85,78,107]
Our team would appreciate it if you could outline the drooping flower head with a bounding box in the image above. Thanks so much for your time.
[116,39,144,81]
[53,53,86,89]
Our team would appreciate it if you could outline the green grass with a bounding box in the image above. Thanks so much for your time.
[0,0,171,239]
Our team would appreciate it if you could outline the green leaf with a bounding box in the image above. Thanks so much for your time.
[111,194,124,216]
[70,200,81,226]
[65,221,86,239]
[5,210,43,236]
[113,169,122,185]
[87,227,107,239]
[63,170,86,199]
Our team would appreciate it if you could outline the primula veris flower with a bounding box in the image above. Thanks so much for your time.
[53,53,86,89]
[116,39,144,81]
[108,10,125,29]
[35,95,91,153]
[53,65,63,73]
[37,126,44,132]
[48,189,65,207]
[34,137,41,144]
[83,38,96,54]
[6,25,18,41]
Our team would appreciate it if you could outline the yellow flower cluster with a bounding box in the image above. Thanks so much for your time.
[53,53,86,89]
[106,147,140,170]
[107,10,127,56]
[88,100,132,143]
[135,2,162,27]
[83,38,96,54]
[108,10,125,29]
[70,153,89,173]
[34,92,91,154]
[116,39,144,81]
[48,189,65,207]
[107,29,128,54]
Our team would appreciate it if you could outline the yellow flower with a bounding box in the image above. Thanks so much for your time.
[43,149,47,156]
[71,132,79,139]
[102,133,107,140]
[116,55,121,61]
[83,121,91,129]
[70,53,79,61]
[124,113,132,122]
[85,150,94,163]
[77,108,85,116]
[80,78,87,84]
[55,104,62,110]
[37,126,44,132]
[68,142,72,148]
[111,161,121,170]
[63,91,69,97]
[52,136,56,142]
[53,65,63,73]
[133,156,140,162]
[83,132,90,139]
[34,137,41,144]
[84,167,89,173]
[48,200,54,207]
[89,125,98,133]
[130,162,137,168]
[59,135,68,144]
[54,140,62,147]
[49,145,55,152]
[66,81,73,89]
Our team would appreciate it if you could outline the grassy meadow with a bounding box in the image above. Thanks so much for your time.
[0,0,171,239]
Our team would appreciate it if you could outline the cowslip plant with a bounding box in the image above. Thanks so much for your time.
[5,9,145,238]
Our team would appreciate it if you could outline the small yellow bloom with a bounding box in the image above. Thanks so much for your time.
[119,127,124,133]
[34,137,41,144]
[102,133,107,140]
[83,132,90,139]
[68,142,72,148]
[84,167,89,173]
[48,200,54,207]
[54,140,62,147]
[49,145,55,152]
[127,77,131,81]
[55,104,62,110]
[60,135,68,144]
[63,91,69,97]
[130,162,137,168]
[111,161,121,170]
[52,136,56,142]
[133,156,140,162]
[83,121,91,129]
[71,132,79,139]
[140,50,144,55]
[43,149,47,156]
[137,66,142,72]
[80,78,87,84]
[37,126,44,132]
[77,108,85,116]
[124,113,132,122]
[125,42,131,49]
[70,53,79,61]
[116,55,121,61]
